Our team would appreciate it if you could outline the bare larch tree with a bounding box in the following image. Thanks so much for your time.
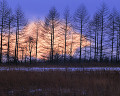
[45,7,60,62]
[63,8,71,62]
[108,8,118,62]
[0,0,9,63]
[6,8,14,64]
[14,6,27,62]
[73,4,89,62]
[98,3,108,62]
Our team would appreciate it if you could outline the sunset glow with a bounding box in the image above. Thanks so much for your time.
[1,21,90,60]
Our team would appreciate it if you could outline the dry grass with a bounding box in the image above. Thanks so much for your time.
[0,70,119,96]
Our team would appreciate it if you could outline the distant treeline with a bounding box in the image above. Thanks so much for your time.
[0,0,120,64]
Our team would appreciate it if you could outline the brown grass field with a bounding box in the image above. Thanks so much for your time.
[0,70,119,96]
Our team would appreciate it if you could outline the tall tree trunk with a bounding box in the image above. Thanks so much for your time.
[90,38,91,60]
[111,19,114,62]
[97,32,99,59]
[118,25,120,62]
[22,50,24,62]
[100,15,103,62]
[85,46,86,60]
[80,20,82,62]
[94,30,96,60]
[116,31,119,62]
[0,17,3,63]
[36,30,38,62]
[52,25,54,62]
[30,51,31,64]
[7,20,11,64]
[51,26,53,62]
[15,29,18,63]
[17,19,19,61]
[64,23,67,63]
[89,28,92,61]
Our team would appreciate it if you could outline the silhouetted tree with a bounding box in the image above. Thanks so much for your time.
[115,11,120,62]
[15,6,27,62]
[108,8,118,62]
[6,8,14,64]
[63,8,71,63]
[73,4,89,62]
[34,20,40,62]
[0,0,9,63]
[45,7,60,62]
[87,21,93,61]
[98,3,108,62]
[92,12,101,60]
[70,32,73,61]
[28,36,34,64]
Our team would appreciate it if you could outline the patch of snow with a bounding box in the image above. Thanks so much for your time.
[0,67,120,72]
[29,89,42,93]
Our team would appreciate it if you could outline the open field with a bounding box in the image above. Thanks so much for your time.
[0,70,119,96]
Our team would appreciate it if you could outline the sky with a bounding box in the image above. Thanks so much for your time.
[7,0,120,21]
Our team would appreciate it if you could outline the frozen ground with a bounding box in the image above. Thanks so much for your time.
[0,67,120,71]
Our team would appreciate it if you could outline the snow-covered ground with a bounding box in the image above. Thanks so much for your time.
[0,67,120,71]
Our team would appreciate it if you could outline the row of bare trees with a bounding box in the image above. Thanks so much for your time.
[85,3,120,63]
[0,0,26,64]
[41,3,120,63]
[89,4,120,62]
[1,0,120,64]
